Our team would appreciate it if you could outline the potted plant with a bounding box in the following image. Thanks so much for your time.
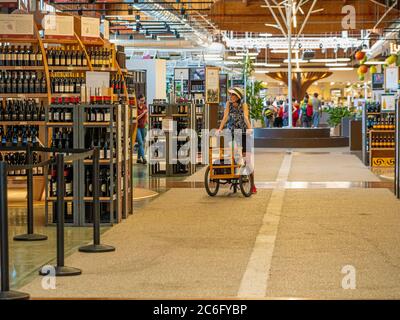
[326,106,353,136]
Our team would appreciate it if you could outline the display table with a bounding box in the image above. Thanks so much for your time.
[254,128,349,148]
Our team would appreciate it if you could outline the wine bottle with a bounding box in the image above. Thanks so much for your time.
[36,47,42,66]
[85,168,92,197]
[29,46,36,67]
[65,165,73,197]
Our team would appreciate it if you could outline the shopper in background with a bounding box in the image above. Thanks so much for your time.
[292,99,300,127]
[262,101,274,128]
[218,87,257,194]
[311,93,322,128]
[300,98,313,128]
[136,94,148,164]
[282,99,289,127]
[273,100,284,127]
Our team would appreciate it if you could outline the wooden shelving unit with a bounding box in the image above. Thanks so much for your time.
[0,94,48,99]
[1,14,136,221]
[0,29,50,198]
[0,66,45,71]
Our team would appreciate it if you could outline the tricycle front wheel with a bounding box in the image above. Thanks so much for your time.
[205,166,220,196]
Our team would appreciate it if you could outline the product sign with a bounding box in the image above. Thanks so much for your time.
[0,14,34,37]
[372,73,384,91]
[206,67,220,104]
[381,94,396,112]
[43,15,74,38]
[85,71,111,101]
[81,17,100,38]
[384,67,399,91]
[174,68,189,81]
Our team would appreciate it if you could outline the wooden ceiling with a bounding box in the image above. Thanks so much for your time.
[208,0,400,34]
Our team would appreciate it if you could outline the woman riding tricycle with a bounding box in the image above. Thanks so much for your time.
[204,87,257,197]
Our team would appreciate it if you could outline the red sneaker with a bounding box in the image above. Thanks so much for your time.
[251,186,257,194]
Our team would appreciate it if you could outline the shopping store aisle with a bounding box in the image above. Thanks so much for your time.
[20,188,272,298]
[267,188,400,299]
[186,150,285,182]
[18,147,400,299]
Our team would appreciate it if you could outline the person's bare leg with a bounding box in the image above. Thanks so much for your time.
[250,173,255,188]
[243,152,255,188]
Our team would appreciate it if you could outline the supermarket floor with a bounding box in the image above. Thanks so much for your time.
[11,147,400,299]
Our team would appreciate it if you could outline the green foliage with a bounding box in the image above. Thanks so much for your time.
[325,106,353,127]
[243,56,264,122]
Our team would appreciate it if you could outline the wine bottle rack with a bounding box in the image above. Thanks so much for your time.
[148,102,196,177]
[1,17,134,218]
[363,100,396,166]
[45,103,122,226]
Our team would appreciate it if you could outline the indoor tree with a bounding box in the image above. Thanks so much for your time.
[243,55,265,125]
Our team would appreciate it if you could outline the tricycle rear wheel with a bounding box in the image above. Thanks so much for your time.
[205,166,220,196]
[239,173,252,198]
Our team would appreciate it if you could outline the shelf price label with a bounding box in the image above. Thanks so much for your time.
[0,14,34,37]
[162,117,174,132]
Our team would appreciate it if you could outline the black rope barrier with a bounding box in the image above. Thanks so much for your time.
[79,147,116,253]
[39,154,82,277]
[14,144,48,242]
[0,143,116,284]
[0,162,30,300]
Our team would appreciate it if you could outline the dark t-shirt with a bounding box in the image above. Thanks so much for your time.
[137,105,147,129]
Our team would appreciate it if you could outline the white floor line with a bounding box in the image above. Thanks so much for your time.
[237,152,292,298]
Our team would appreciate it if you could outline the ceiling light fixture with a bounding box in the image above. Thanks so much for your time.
[328,67,354,71]
[236,52,259,57]
[325,63,348,67]
[336,58,352,62]
[253,63,281,67]
[254,69,270,74]
[283,58,308,63]
[309,58,337,63]
[272,49,299,54]
[364,61,386,65]
[227,56,244,60]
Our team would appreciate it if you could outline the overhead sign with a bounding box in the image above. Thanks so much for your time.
[43,15,74,38]
[0,14,34,37]
[81,17,100,38]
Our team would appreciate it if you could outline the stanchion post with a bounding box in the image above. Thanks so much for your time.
[79,148,115,253]
[14,144,47,241]
[0,162,30,300]
[93,146,101,245]
[396,100,400,199]
[39,154,81,276]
